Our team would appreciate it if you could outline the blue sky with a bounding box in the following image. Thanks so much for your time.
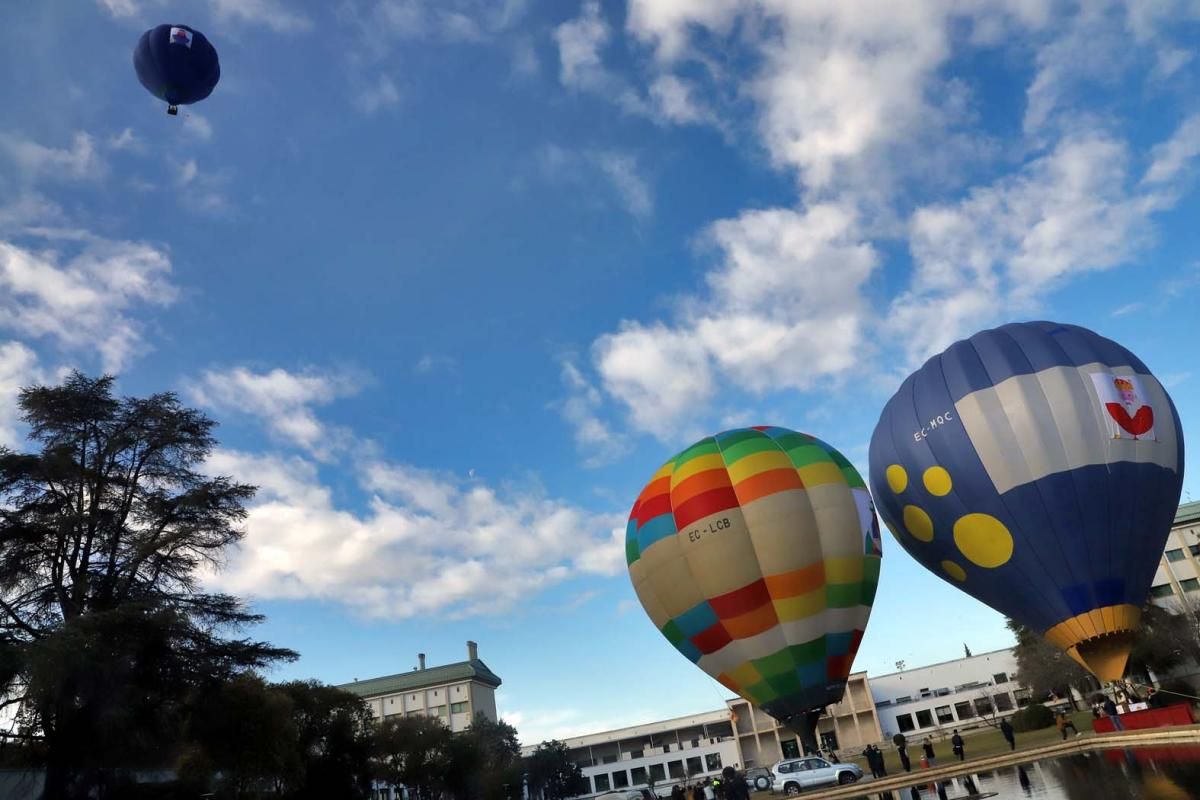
[2,0,1199,744]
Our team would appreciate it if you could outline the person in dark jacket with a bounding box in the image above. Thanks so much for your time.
[1000,718,1015,750]
[671,785,684,800]
[951,730,964,761]
[898,743,911,772]
[863,745,879,778]
[1103,697,1124,731]
[692,784,706,800]
[922,737,936,764]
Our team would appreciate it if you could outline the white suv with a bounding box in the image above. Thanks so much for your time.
[771,756,862,794]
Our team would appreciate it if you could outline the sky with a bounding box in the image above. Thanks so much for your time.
[1,0,1199,746]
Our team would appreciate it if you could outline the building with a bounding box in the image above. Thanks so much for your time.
[1149,501,1200,608]
[728,672,881,766]
[521,709,739,797]
[869,648,1028,739]
[338,640,501,733]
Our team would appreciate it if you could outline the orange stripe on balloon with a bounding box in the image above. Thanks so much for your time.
[674,486,740,531]
[764,562,826,599]
[716,673,741,694]
[732,468,804,505]
[723,602,780,640]
[636,476,672,506]
[710,579,771,618]
[671,468,735,508]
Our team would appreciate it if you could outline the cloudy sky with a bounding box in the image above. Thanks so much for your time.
[2,0,1199,744]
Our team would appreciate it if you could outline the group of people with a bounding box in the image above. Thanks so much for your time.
[666,767,749,800]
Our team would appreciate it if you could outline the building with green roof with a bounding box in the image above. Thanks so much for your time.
[337,641,502,732]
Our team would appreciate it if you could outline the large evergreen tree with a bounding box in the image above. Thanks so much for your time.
[0,373,294,798]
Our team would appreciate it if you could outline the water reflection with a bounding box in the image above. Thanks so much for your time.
[851,745,1200,800]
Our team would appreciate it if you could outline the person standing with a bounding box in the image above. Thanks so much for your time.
[693,784,706,800]
[922,737,936,765]
[874,746,888,778]
[1056,712,1080,739]
[704,779,716,800]
[951,730,964,761]
[1000,718,1016,751]
[1103,697,1124,731]
[898,744,911,773]
[863,745,879,778]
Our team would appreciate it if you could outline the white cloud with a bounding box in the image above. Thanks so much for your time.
[95,0,138,17]
[0,132,106,182]
[0,193,63,234]
[0,231,176,372]
[210,0,313,33]
[187,366,362,458]
[366,0,528,43]
[0,341,41,448]
[182,114,214,142]
[202,449,625,620]
[354,74,401,115]
[555,0,613,93]
[1143,113,1200,187]
[413,354,456,374]
[109,128,141,152]
[593,203,878,436]
[648,74,712,125]
[888,132,1163,366]
[557,361,629,467]
[539,145,654,221]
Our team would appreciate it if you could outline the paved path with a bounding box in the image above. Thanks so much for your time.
[802,725,1200,799]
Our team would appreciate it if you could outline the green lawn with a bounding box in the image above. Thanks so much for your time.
[844,711,1098,775]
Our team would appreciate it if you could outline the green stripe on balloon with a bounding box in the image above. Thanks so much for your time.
[714,434,774,464]
[784,443,836,468]
[626,536,640,565]
[661,620,686,646]
[673,437,719,466]
[827,583,864,608]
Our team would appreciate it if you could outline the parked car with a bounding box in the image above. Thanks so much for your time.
[770,756,862,794]
[744,767,772,791]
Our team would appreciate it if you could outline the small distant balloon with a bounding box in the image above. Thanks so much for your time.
[133,25,220,115]
[869,321,1184,681]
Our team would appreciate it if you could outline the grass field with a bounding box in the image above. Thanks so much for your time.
[842,710,1099,776]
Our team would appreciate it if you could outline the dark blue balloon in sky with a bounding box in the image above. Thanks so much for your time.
[869,321,1184,682]
[133,25,220,113]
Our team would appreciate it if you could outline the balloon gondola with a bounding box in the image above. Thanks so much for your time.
[133,25,220,115]
[626,427,882,753]
[869,321,1184,681]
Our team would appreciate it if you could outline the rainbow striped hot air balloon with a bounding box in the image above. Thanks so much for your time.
[626,427,881,749]
[869,321,1185,681]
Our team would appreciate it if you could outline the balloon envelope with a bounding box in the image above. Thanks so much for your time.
[869,321,1184,681]
[627,427,882,727]
[133,25,220,108]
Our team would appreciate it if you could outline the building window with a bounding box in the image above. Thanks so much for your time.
[915,710,933,728]
[451,702,468,713]
[631,767,647,786]
[934,688,950,697]
[706,754,723,772]
[1014,688,1032,708]
[993,672,1008,684]
[974,697,994,716]
[894,696,912,704]
[406,710,422,717]
[1183,578,1200,592]
[1150,584,1176,598]
[781,740,800,760]
[603,755,618,765]
[613,772,629,789]
[1190,544,1200,557]
[994,693,1014,712]
[919,688,931,698]
[691,739,700,748]
[631,750,644,759]
[1167,549,1186,562]
[954,702,975,719]
[594,775,610,793]
[390,698,395,704]
[935,706,954,725]
[429,705,446,717]
[896,714,915,733]
[686,757,703,776]
[650,764,666,783]
[668,761,685,779]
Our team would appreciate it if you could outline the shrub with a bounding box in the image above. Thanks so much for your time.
[1009,704,1055,732]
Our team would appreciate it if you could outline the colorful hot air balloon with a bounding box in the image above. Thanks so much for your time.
[133,25,220,115]
[627,426,882,751]
[869,321,1184,682]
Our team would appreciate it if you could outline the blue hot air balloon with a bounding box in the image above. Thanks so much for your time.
[869,321,1184,681]
[133,25,220,115]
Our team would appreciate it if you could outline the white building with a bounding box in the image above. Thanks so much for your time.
[869,648,1028,739]
[1149,501,1200,608]
[521,709,740,796]
[338,640,501,733]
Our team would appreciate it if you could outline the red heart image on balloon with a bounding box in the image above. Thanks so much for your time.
[1105,403,1154,436]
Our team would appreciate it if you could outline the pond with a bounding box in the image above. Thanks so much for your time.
[851,746,1200,800]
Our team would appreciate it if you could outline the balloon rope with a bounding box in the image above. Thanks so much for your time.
[1126,681,1200,703]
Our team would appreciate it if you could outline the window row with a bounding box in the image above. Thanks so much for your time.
[893,693,1016,732]
[591,755,723,793]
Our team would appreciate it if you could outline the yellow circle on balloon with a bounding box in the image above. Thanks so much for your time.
[941,560,967,582]
[903,505,934,542]
[953,513,1014,568]
[886,465,908,493]
[923,466,952,496]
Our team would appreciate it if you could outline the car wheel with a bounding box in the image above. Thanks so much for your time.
[837,773,856,785]
[784,783,801,796]
[755,777,770,791]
